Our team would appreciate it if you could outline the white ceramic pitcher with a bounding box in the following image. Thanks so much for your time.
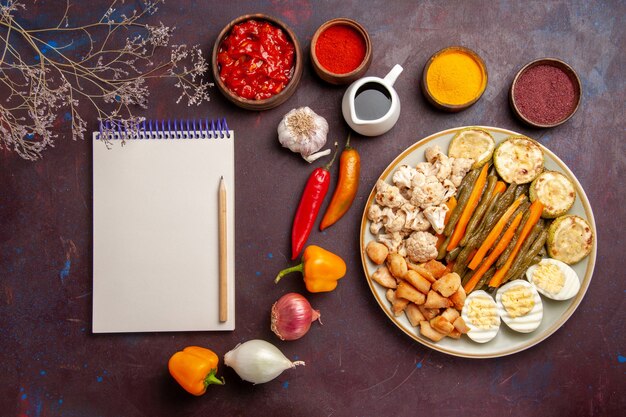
[341,64,403,137]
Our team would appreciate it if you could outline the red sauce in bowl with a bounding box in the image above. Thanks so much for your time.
[217,19,295,100]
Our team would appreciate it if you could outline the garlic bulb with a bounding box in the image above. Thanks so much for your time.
[277,107,330,163]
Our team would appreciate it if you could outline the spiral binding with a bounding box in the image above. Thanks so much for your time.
[96,118,230,140]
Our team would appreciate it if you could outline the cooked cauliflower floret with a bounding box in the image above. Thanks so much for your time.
[405,231,439,263]
[424,145,444,164]
[450,157,474,187]
[378,231,404,253]
[441,179,457,201]
[397,240,408,258]
[401,204,431,232]
[383,209,406,233]
[367,203,383,223]
[410,175,447,208]
[370,221,384,235]
[432,152,452,182]
[415,161,437,177]
[375,180,407,208]
[423,205,449,234]
[399,187,412,201]
[392,165,417,189]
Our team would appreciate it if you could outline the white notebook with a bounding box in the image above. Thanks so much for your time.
[92,119,235,332]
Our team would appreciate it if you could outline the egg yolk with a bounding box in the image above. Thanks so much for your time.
[533,262,565,295]
[467,297,498,329]
[501,285,535,317]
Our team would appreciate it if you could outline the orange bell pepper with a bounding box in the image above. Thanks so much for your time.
[168,346,224,395]
[274,245,347,292]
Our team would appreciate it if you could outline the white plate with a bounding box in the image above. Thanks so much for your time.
[360,126,597,358]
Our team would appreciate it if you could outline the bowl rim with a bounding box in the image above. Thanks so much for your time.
[421,45,488,112]
[509,57,582,128]
[211,13,303,110]
[310,18,372,80]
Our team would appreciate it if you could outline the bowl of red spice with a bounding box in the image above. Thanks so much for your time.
[310,18,372,85]
[510,58,582,128]
[212,14,303,111]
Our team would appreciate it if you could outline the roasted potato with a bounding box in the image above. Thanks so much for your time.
[386,253,408,279]
[449,286,467,310]
[430,316,455,335]
[424,290,453,309]
[421,259,447,279]
[432,272,461,297]
[404,269,431,294]
[405,303,426,327]
[371,266,397,289]
[440,307,460,323]
[396,281,426,305]
[453,317,470,334]
[366,241,389,265]
[417,305,440,321]
[419,320,446,342]
[407,262,436,283]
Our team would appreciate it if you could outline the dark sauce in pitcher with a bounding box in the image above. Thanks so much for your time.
[354,82,392,120]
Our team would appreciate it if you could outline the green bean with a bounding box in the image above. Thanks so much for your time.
[469,187,525,249]
[502,225,548,285]
[484,184,519,226]
[496,206,532,269]
[454,177,469,200]
[491,200,530,250]
[459,175,498,247]
[445,246,462,263]
[474,267,496,292]
[444,168,480,236]
[436,233,452,260]
[468,192,502,242]
[461,269,473,286]
[514,183,530,199]
[453,243,475,274]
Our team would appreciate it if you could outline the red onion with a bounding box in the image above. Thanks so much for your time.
[271,293,321,341]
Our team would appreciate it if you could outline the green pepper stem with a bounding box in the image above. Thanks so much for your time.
[345,132,352,149]
[274,262,304,284]
[323,142,339,171]
[204,369,225,386]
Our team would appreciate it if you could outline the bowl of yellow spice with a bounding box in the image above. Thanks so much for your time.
[421,46,488,112]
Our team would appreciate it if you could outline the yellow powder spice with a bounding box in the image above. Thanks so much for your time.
[426,50,485,105]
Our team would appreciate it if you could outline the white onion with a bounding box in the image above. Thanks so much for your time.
[224,339,305,384]
[271,293,321,341]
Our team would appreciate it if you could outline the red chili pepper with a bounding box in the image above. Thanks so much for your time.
[291,146,339,260]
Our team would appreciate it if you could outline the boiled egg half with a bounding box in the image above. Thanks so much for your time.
[461,290,500,343]
[526,258,581,301]
[496,280,543,333]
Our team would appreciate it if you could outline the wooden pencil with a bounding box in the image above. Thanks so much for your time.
[219,176,228,322]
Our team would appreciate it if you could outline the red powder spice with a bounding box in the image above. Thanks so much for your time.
[315,25,366,74]
[513,64,579,125]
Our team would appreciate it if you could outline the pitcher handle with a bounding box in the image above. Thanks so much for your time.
[383,64,404,86]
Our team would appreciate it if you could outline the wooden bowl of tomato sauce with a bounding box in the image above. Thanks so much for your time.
[212,14,303,111]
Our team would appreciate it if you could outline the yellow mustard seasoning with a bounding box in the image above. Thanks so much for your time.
[425,48,487,106]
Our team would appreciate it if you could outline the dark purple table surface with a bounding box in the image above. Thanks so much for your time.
[1,1,624,416]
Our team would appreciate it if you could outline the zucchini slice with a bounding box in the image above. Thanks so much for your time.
[448,128,496,169]
[530,171,576,218]
[493,136,544,184]
[547,215,593,264]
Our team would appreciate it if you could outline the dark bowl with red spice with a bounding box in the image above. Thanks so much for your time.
[310,18,372,85]
[211,14,303,111]
[510,58,582,128]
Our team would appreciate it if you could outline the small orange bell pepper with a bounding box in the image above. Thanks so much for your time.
[168,346,224,395]
[274,245,347,292]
